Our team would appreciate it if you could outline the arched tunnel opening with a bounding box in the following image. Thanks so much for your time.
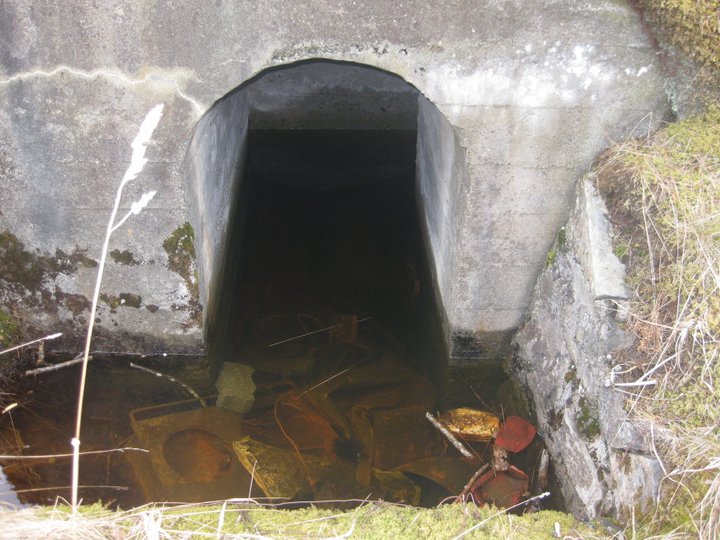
[214,66,448,396]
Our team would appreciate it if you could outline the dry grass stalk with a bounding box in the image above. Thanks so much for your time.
[598,106,720,538]
[70,104,164,513]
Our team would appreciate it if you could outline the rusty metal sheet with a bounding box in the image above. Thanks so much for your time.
[470,465,529,508]
[372,405,445,470]
[438,408,501,442]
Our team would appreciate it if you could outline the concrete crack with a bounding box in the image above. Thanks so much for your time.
[0,65,205,115]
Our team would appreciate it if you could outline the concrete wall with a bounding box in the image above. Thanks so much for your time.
[0,1,669,358]
[184,88,249,340]
[415,97,466,345]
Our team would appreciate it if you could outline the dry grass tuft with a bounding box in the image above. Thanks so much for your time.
[597,106,720,538]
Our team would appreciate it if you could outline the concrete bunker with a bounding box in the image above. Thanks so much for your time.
[184,60,467,384]
[0,0,673,517]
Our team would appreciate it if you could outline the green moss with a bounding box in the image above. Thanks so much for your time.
[0,230,96,291]
[576,397,601,440]
[109,249,139,266]
[0,230,45,289]
[0,311,19,347]
[99,293,121,309]
[640,1,720,73]
[118,292,142,308]
[639,1,720,107]
[163,222,200,316]
[545,228,568,268]
[100,293,142,309]
[163,223,196,283]
[545,248,557,268]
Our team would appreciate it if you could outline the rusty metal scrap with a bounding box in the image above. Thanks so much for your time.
[437,407,501,442]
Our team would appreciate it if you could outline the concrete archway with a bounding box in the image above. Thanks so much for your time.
[184,60,466,373]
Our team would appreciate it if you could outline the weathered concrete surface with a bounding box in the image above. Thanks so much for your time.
[0,1,669,357]
[511,176,661,519]
[184,88,249,350]
[247,61,419,129]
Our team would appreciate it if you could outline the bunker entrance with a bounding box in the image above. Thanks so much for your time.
[0,61,560,511]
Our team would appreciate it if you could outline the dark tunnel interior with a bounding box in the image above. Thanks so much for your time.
[217,128,449,394]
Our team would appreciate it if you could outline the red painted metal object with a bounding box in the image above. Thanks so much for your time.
[494,416,536,453]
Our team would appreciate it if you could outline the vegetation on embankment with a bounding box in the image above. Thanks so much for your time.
[638,0,720,111]
[598,105,720,538]
[1,501,595,540]
[640,0,720,73]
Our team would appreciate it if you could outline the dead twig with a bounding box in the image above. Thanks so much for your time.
[0,333,62,356]
[129,362,207,407]
[268,317,372,348]
[25,355,92,376]
[457,463,489,499]
[425,412,473,459]
[0,447,148,460]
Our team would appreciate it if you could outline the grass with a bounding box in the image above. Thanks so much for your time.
[597,106,720,539]
[0,312,19,350]
[0,500,598,540]
[639,0,720,111]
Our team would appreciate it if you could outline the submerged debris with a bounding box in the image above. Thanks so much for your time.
[120,310,548,509]
[494,416,537,453]
[216,362,255,415]
[437,407,500,442]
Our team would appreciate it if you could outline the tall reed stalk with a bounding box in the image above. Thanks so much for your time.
[71,104,164,513]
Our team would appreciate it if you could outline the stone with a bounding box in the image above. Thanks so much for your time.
[215,362,255,416]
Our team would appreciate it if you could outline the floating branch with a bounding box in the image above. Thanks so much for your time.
[25,355,92,376]
[425,412,474,459]
[268,317,372,348]
[129,362,207,407]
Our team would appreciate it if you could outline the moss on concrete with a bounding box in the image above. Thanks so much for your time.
[576,396,601,440]
[109,249,139,266]
[544,228,567,268]
[0,230,46,290]
[0,311,19,348]
[0,230,97,292]
[100,293,142,309]
[163,222,201,320]
[118,293,142,308]
[99,293,121,309]
[163,223,197,291]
